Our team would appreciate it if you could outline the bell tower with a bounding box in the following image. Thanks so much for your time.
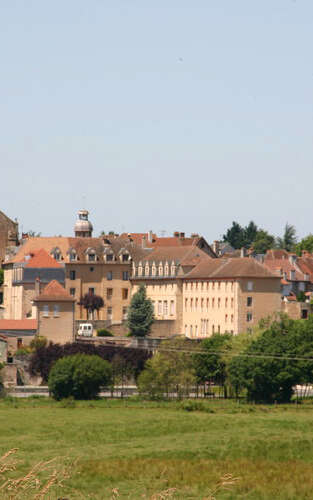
[74,209,93,237]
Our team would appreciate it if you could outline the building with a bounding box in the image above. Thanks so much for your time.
[3,210,149,325]
[3,249,65,320]
[132,250,281,338]
[0,210,19,264]
[33,280,75,344]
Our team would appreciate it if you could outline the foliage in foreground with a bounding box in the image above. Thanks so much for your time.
[48,354,112,400]
[127,284,154,337]
[29,341,151,382]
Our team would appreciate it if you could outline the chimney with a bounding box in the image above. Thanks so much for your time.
[240,247,246,258]
[35,277,40,297]
[148,230,153,243]
[212,240,220,255]
[142,235,146,248]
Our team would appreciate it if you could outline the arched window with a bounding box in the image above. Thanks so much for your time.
[158,263,163,276]
[171,261,176,276]
[164,262,169,276]
[86,248,96,262]
[104,249,114,262]
[145,263,149,276]
[138,262,143,277]
[152,262,157,277]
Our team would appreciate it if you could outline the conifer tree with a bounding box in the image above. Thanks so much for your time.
[127,285,154,337]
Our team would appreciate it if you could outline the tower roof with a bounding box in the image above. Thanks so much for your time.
[34,280,75,302]
[74,209,93,236]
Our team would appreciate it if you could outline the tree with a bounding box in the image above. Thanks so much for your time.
[193,334,232,396]
[48,354,112,400]
[78,292,104,319]
[295,234,313,256]
[127,285,154,337]
[276,223,297,252]
[227,315,313,403]
[138,338,196,399]
[223,222,246,249]
[243,221,258,247]
[252,230,275,254]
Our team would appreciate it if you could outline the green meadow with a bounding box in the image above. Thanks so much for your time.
[1,397,313,499]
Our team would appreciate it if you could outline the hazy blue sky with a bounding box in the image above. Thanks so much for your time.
[1,1,312,242]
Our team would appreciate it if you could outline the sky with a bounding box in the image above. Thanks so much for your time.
[1,1,312,242]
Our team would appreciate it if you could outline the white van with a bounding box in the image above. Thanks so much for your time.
[77,323,94,337]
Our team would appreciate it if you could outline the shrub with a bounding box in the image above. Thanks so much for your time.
[48,354,112,400]
[30,335,47,350]
[97,329,114,337]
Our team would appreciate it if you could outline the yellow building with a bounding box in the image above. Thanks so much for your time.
[132,252,281,338]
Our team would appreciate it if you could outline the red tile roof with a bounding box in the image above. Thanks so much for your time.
[25,249,63,268]
[0,319,37,331]
[185,257,278,279]
[141,246,210,265]
[34,280,74,302]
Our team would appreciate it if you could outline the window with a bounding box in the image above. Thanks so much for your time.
[107,307,113,320]
[225,298,228,307]
[90,266,94,272]
[231,298,234,308]
[247,312,253,322]
[218,282,221,290]
[201,298,204,311]
[122,306,128,320]
[106,253,114,262]
[302,309,308,319]
[145,264,149,276]
[206,298,209,311]
[212,324,215,334]
[70,288,75,296]
[195,298,198,310]
[212,298,215,308]
[247,296,253,307]
[158,301,162,315]
[138,265,143,276]
[218,298,221,308]
[69,270,76,280]
[122,271,129,281]
[163,301,168,315]
[190,325,193,337]
[152,265,156,277]
[53,305,60,317]
[185,298,188,312]
[190,298,193,311]
[107,288,113,300]
[89,287,95,295]
[43,305,49,317]
[218,325,220,333]
[170,300,175,315]
[88,253,96,262]
[122,288,128,300]
[69,252,77,262]
[225,314,228,323]
[171,265,176,276]
[247,281,253,291]
[185,325,188,336]
[107,271,113,281]
[17,338,23,349]
[195,325,198,337]
[158,265,163,276]
[122,254,129,262]
[164,264,169,276]
[231,314,234,323]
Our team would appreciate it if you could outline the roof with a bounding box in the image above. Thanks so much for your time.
[264,257,305,282]
[24,249,63,269]
[265,249,290,260]
[6,236,149,265]
[119,232,205,249]
[0,319,37,331]
[138,246,211,266]
[34,280,75,302]
[185,257,279,280]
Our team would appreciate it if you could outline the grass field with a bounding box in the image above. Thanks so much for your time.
[1,397,313,499]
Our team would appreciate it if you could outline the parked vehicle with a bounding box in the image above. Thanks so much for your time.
[77,323,93,337]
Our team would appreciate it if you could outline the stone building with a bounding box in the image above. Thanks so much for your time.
[0,210,19,264]
[132,251,281,338]
[33,280,76,344]
[3,210,149,325]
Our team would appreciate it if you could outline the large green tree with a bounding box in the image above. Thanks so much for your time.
[252,230,275,254]
[127,285,154,337]
[227,315,313,403]
[276,223,297,251]
[295,234,313,256]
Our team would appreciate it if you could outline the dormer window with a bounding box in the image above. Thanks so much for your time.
[51,247,61,261]
[164,262,169,276]
[122,253,129,262]
[86,248,97,262]
[69,251,77,262]
[152,263,157,277]
[158,264,163,276]
[171,261,176,276]
[138,262,143,277]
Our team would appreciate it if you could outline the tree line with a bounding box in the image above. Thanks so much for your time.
[222,221,313,255]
